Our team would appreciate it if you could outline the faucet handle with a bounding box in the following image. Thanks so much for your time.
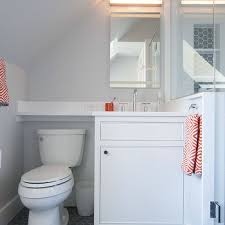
[119,102,128,112]
[142,102,152,112]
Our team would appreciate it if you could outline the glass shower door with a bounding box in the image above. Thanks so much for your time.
[170,1,225,224]
[171,0,215,99]
[213,1,225,88]
[213,1,225,224]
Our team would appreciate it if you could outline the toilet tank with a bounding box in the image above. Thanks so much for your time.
[37,129,86,167]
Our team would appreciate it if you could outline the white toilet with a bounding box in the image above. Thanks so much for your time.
[18,129,86,225]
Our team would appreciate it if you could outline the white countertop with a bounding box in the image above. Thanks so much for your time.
[17,101,102,117]
[17,111,186,117]
[17,101,185,120]
[92,112,187,117]
[17,111,93,116]
[16,101,187,118]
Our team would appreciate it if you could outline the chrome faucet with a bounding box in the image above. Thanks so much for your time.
[132,89,138,112]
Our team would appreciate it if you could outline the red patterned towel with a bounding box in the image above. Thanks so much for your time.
[194,115,202,175]
[182,114,200,176]
[0,59,9,106]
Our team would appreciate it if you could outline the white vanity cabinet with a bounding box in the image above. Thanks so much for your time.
[94,113,186,225]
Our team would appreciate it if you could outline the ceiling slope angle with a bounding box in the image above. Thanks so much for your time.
[0,0,94,70]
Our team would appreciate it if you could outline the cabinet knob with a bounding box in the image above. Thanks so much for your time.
[104,150,109,155]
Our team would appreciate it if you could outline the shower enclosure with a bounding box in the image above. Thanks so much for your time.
[170,0,225,99]
[169,1,225,225]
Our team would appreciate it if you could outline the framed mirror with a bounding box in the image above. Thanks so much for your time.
[110,13,161,89]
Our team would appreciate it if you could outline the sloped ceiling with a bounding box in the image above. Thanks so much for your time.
[0,0,95,70]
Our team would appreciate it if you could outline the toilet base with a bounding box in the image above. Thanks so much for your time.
[62,207,69,225]
[28,207,61,225]
[18,170,74,225]
[28,207,69,225]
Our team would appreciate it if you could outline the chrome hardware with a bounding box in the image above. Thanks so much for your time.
[133,89,138,112]
[210,201,221,223]
[119,102,128,112]
[142,102,151,112]
[189,104,198,111]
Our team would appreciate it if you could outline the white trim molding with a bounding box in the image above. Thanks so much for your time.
[0,195,23,225]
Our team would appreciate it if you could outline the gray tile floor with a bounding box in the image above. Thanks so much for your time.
[8,208,94,225]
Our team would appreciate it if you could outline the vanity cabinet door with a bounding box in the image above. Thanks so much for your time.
[99,147,184,225]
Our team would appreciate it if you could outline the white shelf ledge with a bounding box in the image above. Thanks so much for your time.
[17,101,186,121]
[17,101,104,117]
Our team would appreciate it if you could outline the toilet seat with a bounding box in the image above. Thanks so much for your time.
[21,175,72,188]
[22,165,72,184]
[19,178,74,199]
[21,165,72,188]
[18,165,74,198]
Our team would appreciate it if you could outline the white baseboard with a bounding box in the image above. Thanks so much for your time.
[0,195,23,225]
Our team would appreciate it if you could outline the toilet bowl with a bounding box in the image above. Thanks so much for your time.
[18,129,86,225]
[19,165,74,225]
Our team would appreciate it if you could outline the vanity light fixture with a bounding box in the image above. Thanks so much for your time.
[182,0,225,4]
[109,0,162,5]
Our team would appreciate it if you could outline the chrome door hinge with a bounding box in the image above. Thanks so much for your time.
[210,201,221,223]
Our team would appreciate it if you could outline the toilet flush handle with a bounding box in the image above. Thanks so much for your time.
[39,137,44,142]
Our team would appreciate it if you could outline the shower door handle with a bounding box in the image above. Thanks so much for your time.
[215,202,221,223]
[210,201,221,223]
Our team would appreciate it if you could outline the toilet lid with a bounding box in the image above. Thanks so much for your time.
[21,165,72,184]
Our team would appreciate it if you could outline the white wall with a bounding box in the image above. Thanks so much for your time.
[28,2,159,103]
[0,63,27,224]
[161,92,225,225]
[161,95,203,225]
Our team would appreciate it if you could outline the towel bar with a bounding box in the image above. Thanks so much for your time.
[189,104,198,111]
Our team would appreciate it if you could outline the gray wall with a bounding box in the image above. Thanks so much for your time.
[23,118,94,206]
[28,2,159,103]
[23,119,94,181]
[0,0,160,219]
[0,64,27,210]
